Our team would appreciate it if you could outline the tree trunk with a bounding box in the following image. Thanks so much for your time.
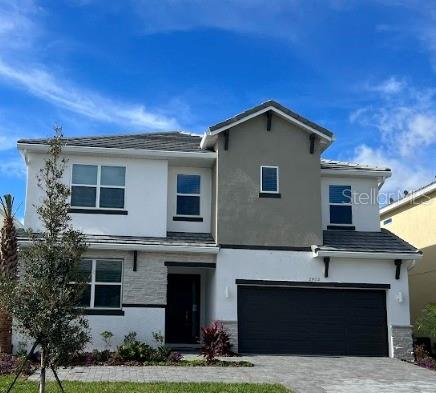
[0,309,12,353]
[39,348,46,393]
[0,194,18,354]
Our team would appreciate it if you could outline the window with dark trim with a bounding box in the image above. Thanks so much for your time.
[383,218,392,225]
[71,164,126,210]
[176,174,201,216]
[329,185,352,225]
[77,259,123,309]
[260,166,279,193]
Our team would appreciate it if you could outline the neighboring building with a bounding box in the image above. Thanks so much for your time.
[380,181,436,345]
[16,100,421,359]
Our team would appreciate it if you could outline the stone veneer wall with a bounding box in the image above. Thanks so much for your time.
[391,325,414,361]
[85,249,216,306]
[222,320,238,353]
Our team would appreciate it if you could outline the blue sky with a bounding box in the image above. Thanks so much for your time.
[1,0,435,220]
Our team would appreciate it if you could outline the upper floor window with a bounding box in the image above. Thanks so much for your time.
[177,174,201,216]
[383,218,392,225]
[260,166,279,193]
[329,185,352,225]
[71,164,126,209]
[77,258,122,309]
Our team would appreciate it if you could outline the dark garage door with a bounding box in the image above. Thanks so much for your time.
[238,285,388,356]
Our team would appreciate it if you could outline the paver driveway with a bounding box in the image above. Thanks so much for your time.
[30,356,436,393]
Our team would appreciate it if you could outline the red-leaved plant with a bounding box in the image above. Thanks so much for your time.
[200,321,233,362]
[414,345,436,370]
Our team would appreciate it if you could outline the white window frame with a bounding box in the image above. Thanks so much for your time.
[80,258,123,310]
[176,174,201,217]
[70,164,126,210]
[260,165,279,194]
[329,184,353,226]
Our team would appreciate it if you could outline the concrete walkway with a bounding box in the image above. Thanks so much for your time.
[29,355,436,393]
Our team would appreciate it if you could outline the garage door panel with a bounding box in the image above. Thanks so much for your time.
[238,286,388,356]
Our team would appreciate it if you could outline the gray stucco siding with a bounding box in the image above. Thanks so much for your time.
[215,113,323,247]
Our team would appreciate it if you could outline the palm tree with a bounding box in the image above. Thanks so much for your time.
[0,194,18,353]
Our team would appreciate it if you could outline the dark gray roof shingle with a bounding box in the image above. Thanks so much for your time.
[17,230,216,248]
[18,132,206,153]
[320,159,390,172]
[208,100,334,138]
[318,229,421,255]
[19,132,389,173]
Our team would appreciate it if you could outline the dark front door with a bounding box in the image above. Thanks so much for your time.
[165,274,200,344]
[238,286,388,356]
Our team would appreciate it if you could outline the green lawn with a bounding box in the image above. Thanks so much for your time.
[0,377,290,393]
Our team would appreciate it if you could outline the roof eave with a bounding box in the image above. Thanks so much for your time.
[380,182,436,216]
[18,142,217,161]
[311,247,422,260]
[201,104,334,151]
[321,168,392,179]
[18,238,219,254]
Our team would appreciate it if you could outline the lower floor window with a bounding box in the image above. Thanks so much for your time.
[78,259,123,309]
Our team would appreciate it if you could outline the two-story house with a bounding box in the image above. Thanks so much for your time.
[16,101,421,360]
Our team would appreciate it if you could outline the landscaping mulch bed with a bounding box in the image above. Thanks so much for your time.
[70,355,252,368]
[0,354,36,376]
[142,360,253,367]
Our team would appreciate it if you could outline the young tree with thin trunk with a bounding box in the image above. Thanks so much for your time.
[0,194,18,354]
[0,127,90,392]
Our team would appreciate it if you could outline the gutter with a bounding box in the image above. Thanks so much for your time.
[321,169,392,178]
[18,238,220,255]
[380,182,436,216]
[88,242,220,254]
[17,143,217,161]
[311,246,422,260]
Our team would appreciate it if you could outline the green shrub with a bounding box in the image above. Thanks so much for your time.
[100,330,114,351]
[151,331,171,362]
[116,332,153,362]
[415,303,436,338]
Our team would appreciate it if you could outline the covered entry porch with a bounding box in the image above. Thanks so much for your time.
[164,261,216,347]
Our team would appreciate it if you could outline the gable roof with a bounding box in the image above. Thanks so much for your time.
[208,100,334,138]
[313,229,421,258]
[201,100,334,151]
[380,180,436,216]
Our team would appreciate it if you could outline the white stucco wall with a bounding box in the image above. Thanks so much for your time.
[85,308,165,351]
[321,175,380,231]
[12,308,166,352]
[167,166,212,233]
[24,152,168,237]
[212,248,412,357]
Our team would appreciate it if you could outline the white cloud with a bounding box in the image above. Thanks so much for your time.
[0,0,181,131]
[0,158,26,178]
[365,76,406,95]
[128,0,301,39]
[351,79,436,157]
[0,59,179,129]
[352,144,433,197]
[0,134,18,151]
[349,78,435,198]
[0,0,40,51]
[88,0,354,41]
